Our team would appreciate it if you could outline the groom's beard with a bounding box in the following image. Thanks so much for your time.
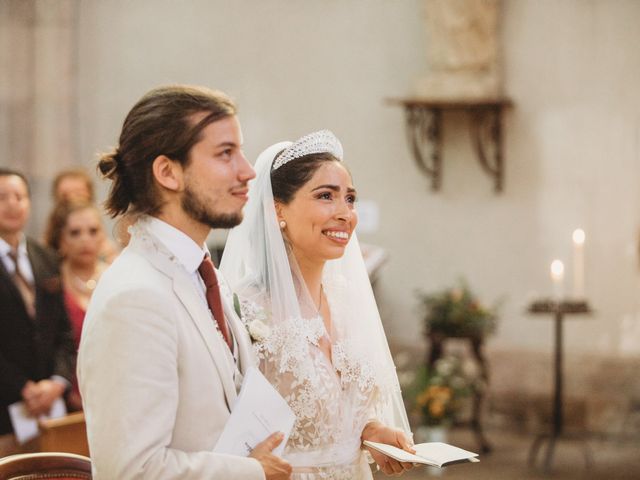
[181,184,243,230]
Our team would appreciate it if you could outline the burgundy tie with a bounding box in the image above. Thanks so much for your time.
[198,256,232,350]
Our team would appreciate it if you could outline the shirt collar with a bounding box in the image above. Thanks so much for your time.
[0,234,27,257]
[146,216,208,274]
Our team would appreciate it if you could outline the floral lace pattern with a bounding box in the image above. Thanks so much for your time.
[238,297,376,479]
[332,340,376,392]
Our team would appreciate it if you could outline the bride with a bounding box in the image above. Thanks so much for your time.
[221,130,414,479]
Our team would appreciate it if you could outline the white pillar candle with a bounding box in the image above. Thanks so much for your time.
[572,229,585,299]
[550,259,565,300]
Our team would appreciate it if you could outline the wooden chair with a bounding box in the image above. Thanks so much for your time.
[0,452,91,479]
[37,412,89,457]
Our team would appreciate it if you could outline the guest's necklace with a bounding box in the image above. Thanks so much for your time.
[72,274,97,293]
[65,264,99,294]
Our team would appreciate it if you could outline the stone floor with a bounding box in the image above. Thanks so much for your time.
[373,428,640,480]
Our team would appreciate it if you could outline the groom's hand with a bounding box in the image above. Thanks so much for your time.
[250,432,292,479]
[362,421,415,476]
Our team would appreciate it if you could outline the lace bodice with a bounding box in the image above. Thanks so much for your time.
[238,295,378,479]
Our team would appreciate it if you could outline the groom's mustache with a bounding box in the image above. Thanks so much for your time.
[230,184,249,194]
[229,184,250,202]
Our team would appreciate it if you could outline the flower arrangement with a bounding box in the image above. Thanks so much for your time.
[417,281,498,338]
[412,355,481,427]
[247,319,270,342]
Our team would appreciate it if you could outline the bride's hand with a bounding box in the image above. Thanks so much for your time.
[361,421,415,476]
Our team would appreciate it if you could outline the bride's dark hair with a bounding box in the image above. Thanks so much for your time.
[270,152,339,204]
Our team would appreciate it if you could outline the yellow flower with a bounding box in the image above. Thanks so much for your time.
[450,288,463,301]
[430,385,452,401]
[430,401,445,418]
[416,390,431,407]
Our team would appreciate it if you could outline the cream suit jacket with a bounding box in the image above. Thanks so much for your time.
[78,223,264,479]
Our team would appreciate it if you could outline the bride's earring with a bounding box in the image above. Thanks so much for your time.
[279,220,287,229]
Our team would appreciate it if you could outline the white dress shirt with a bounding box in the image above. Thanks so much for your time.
[145,217,240,367]
[146,216,209,302]
[0,235,34,284]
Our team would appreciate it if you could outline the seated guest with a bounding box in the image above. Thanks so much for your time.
[45,201,107,345]
[51,168,119,263]
[45,201,108,411]
[0,168,76,456]
[52,168,95,203]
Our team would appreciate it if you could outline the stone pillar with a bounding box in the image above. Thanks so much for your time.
[0,0,36,173]
[32,0,79,177]
[0,0,79,236]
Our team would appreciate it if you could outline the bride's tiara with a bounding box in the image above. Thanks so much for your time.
[271,129,343,171]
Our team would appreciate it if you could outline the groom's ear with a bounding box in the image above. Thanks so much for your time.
[152,155,184,193]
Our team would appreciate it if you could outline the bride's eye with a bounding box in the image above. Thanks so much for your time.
[316,191,332,200]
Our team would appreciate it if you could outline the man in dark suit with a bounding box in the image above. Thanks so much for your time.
[0,168,75,456]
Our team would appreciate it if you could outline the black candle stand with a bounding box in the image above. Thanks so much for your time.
[526,299,594,474]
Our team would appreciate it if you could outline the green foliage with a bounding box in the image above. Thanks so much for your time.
[417,280,498,338]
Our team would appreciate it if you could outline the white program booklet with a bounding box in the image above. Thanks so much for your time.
[363,440,479,468]
[214,367,295,457]
[8,397,67,444]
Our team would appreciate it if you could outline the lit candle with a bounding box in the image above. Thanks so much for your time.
[550,259,565,300]
[572,229,585,299]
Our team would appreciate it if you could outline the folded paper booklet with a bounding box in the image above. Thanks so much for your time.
[363,440,479,468]
[8,398,67,444]
[214,367,295,457]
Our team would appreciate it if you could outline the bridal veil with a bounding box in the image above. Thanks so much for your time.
[220,132,411,466]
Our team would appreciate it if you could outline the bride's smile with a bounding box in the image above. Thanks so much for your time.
[276,161,358,263]
[322,229,350,243]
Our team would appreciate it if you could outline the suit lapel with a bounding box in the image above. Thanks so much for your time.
[128,225,238,410]
[26,240,43,286]
[172,275,238,409]
[1,239,45,321]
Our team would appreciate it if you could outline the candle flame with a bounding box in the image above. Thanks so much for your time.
[550,260,564,280]
[572,229,585,245]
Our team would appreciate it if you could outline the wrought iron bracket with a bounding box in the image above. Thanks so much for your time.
[389,98,512,193]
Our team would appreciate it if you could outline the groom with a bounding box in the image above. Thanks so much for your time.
[78,85,291,479]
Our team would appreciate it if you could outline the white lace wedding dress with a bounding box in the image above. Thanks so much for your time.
[220,134,411,480]
[237,284,377,480]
